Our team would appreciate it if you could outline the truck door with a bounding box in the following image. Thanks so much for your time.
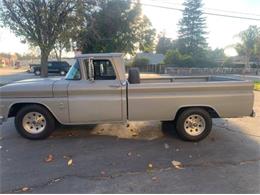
[68,58,123,123]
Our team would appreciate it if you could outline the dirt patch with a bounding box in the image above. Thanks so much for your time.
[90,121,164,140]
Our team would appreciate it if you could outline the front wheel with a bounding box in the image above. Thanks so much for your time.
[15,105,56,140]
[175,108,212,141]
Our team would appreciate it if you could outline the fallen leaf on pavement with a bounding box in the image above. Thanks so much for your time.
[171,160,184,169]
[67,159,73,166]
[21,187,29,192]
[45,154,54,163]
[164,143,169,149]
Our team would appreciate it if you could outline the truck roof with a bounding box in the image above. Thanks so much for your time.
[76,53,123,58]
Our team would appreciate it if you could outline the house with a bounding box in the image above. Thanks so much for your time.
[133,53,165,73]
[135,53,165,65]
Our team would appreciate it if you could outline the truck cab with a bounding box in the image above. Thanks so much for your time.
[65,53,127,124]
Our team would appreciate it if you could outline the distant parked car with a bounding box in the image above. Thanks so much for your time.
[34,61,70,76]
[28,64,39,73]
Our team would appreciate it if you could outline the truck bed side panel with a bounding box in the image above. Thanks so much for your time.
[127,81,254,121]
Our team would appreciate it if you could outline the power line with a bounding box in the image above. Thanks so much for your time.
[144,0,260,17]
[136,2,260,21]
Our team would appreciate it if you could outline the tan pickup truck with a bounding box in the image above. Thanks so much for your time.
[0,53,255,141]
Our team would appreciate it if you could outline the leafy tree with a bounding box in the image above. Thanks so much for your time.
[235,25,260,69]
[78,0,156,54]
[132,57,149,66]
[156,35,175,54]
[0,0,82,77]
[164,49,192,67]
[206,48,226,66]
[255,36,260,66]
[53,0,93,61]
[178,0,208,58]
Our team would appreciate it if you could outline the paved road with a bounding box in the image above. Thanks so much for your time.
[0,71,260,193]
[0,71,62,86]
[231,74,260,81]
[0,72,34,85]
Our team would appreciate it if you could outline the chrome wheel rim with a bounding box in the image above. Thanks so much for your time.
[22,112,46,134]
[184,114,206,136]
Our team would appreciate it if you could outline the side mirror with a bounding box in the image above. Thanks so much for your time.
[88,58,94,82]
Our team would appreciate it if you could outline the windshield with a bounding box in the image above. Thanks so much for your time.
[65,60,81,80]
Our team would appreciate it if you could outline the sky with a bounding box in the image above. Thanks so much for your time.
[0,0,259,56]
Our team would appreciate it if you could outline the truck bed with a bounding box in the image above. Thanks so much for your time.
[127,75,254,121]
[140,75,243,83]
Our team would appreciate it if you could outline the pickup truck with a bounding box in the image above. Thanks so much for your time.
[0,53,255,141]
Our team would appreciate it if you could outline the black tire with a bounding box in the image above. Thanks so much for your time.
[128,68,140,84]
[175,108,212,142]
[15,105,55,140]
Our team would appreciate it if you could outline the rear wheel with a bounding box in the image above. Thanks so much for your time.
[175,108,212,141]
[15,105,55,140]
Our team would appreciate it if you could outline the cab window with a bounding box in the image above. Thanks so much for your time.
[65,60,81,80]
[84,59,116,80]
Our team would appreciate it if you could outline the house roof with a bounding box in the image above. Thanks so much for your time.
[136,53,165,65]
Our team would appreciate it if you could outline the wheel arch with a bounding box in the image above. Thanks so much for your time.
[8,102,61,124]
[174,105,220,120]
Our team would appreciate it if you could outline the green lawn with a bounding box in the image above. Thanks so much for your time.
[255,81,260,91]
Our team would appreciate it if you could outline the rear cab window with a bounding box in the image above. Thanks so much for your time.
[84,59,116,80]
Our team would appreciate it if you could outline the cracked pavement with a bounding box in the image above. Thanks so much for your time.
[0,85,260,193]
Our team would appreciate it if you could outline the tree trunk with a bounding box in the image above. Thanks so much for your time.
[40,49,49,77]
[59,48,62,61]
[54,49,59,61]
[244,50,251,74]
